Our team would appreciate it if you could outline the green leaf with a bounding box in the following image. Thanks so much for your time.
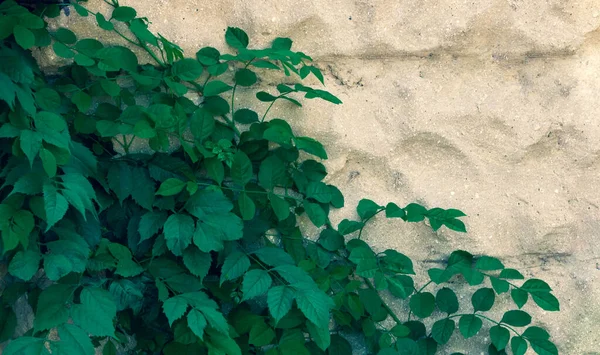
[405,203,427,222]
[34,284,74,332]
[522,326,550,341]
[307,320,330,351]
[235,68,257,86]
[100,79,120,97]
[511,337,528,355]
[71,287,116,337]
[409,292,435,318]
[233,108,259,124]
[531,292,560,311]
[96,13,114,30]
[238,192,256,220]
[256,91,277,102]
[499,268,524,279]
[183,247,212,280]
[357,199,382,220]
[267,285,295,323]
[43,181,69,231]
[529,339,558,355]
[319,229,344,251]
[490,325,510,350]
[471,287,495,312]
[0,306,16,343]
[272,37,293,50]
[156,178,187,196]
[172,58,203,81]
[204,80,232,96]
[14,25,35,49]
[387,275,414,299]
[511,288,528,308]
[501,310,531,327]
[205,157,224,184]
[19,130,42,167]
[163,296,189,326]
[521,279,552,293]
[431,318,455,344]
[129,19,157,46]
[231,151,252,186]
[2,337,49,355]
[225,27,249,49]
[35,88,61,111]
[264,119,294,145]
[220,251,250,284]
[294,136,327,159]
[164,214,195,256]
[71,91,92,112]
[56,324,95,355]
[187,309,208,339]
[458,314,482,338]
[475,256,504,270]
[8,249,40,281]
[112,6,137,22]
[242,269,272,301]
[304,201,327,227]
[383,249,415,274]
[258,155,286,189]
[196,47,220,65]
[248,321,275,347]
[39,148,57,177]
[295,285,334,328]
[491,277,510,294]
[55,28,77,44]
[269,193,290,220]
[436,287,459,314]
[53,41,75,58]
[385,202,406,219]
[338,219,363,235]
[190,108,215,141]
[306,181,332,203]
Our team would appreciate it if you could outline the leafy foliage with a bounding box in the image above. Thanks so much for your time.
[0,1,559,354]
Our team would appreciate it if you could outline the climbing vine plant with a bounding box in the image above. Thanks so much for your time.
[0,1,560,354]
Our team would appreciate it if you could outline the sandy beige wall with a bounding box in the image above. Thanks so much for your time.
[45,0,600,353]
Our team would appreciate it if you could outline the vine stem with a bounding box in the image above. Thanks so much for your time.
[194,181,303,202]
[447,313,522,337]
[358,208,385,239]
[260,93,290,122]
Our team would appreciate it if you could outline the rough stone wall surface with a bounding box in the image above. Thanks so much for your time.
[36,0,600,353]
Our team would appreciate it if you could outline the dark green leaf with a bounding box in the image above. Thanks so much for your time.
[531,292,560,311]
[172,58,203,81]
[71,287,117,337]
[471,287,495,312]
[431,318,455,344]
[511,337,528,355]
[405,203,427,222]
[196,47,220,65]
[233,108,259,124]
[294,136,327,159]
[490,325,510,351]
[387,275,414,299]
[267,285,295,323]
[529,339,558,355]
[357,199,381,220]
[269,193,290,221]
[436,287,459,314]
[204,80,232,96]
[190,108,215,141]
[35,88,60,111]
[458,314,482,338]
[55,28,77,44]
[2,337,49,355]
[238,192,255,220]
[475,256,504,270]
[183,247,211,280]
[304,201,326,227]
[220,251,250,284]
[8,249,40,281]
[225,27,249,49]
[501,310,531,327]
[256,91,277,102]
[231,151,252,186]
[112,6,137,22]
[242,269,272,301]
[235,68,257,86]
[164,214,195,256]
[14,25,35,49]
[56,324,95,355]
[511,288,528,308]
[409,292,435,318]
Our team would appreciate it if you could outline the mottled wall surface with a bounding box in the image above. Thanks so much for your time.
[46,0,600,353]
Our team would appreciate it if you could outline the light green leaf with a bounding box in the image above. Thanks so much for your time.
[269,193,290,221]
[475,256,504,270]
[303,201,326,227]
[39,148,57,177]
[267,285,295,323]
[8,249,40,281]
[19,130,42,167]
[294,136,327,159]
[490,325,510,351]
[56,324,95,355]
[112,6,137,22]
[172,58,203,81]
[458,314,482,338]
[157,178,187,196]
[242,269,272,301]
[71,287,117,337]
[220,251,250,284]
[204,80,232,96]
[14,25,35,49]
[2,337,49,355]
[43,181,69,231]
[164,214,195,256]
[187,309,207,339]
[163,296,189,326]
[307,320,330,351]
[225,27,249,49]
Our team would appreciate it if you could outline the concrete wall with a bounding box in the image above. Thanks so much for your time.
[40,0,600,353]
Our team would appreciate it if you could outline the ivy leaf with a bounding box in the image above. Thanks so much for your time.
[490,325,510,350]
[501,310,531,327]
[157,178,187,196]
[531,292,559,311]
[475,256,504,270]
[187,309,208,340]
[267,286,295,323]
[294,285,334,328]
[306,181,332,203]
[409,292,435,318]
[431,318,455,344]
[43,181,69,231]
[529,339,558,355]
[225,27,249,49]
[258,155,286,189]
[164,214,195,256]
[172,58,203,81]
[294,137,327,159]
[471,288,495,312]
[220,251,250,285]
[204,80,232,96]
[231,151,253,186]
[138,210,168,242]
[511,288,528,308]
[8,249,40,281]
[190,108,215,141]
[71,287,117,337]
[458,314,482,338]
[2,337,49,355]
[235,68,257,86]
[499,268,524,280]
[307,320,330,351]
[436,287,459,314]
[357,199,381,220]
[34,284,75,332]
[242,269,272,301]
[511,337,528,355]
[163,296,189,326]
[387,275,414,299]
[183,247,212,281]
[19,130,42,167]
[196,47,220,65]
[39,148,57,177]
[35,88,60,111]
[112,6,137,22]
[56,324,95,355]
[303,201,326,227]
[490,277,510,294]
[238,192,255,220]
[269,193,290,221]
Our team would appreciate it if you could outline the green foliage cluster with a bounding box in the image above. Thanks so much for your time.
[0,1,559,354]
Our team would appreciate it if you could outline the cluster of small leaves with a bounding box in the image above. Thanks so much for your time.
[0,1,559,354]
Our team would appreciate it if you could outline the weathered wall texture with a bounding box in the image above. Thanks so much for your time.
[47,0,600,353]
